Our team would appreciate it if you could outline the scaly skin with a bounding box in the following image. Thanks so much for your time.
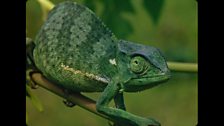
[34,2,117,92]
[33,1,171,126]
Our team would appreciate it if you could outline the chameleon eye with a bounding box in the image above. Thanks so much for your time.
[130,56,150,74]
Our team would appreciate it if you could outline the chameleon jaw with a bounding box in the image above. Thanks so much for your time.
[123,74,170,92]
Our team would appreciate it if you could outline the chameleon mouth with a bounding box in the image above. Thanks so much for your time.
[133,70,171,81]
[132,75,170,85]
[124,72,171,92]
[146,73,171,80]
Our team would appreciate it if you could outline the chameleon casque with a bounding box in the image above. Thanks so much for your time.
[32,1,171,126]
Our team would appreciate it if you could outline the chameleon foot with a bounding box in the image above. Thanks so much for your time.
[62,89,78,107]
[26,69,39,89]
[108,121,127,126]
[108,121,119,126]
[108,117,159,126]
[138,117,161,126]
[63,99,76,107]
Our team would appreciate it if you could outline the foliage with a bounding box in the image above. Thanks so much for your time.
[143,0,164,25]
[27,0,165,38]
[83,0,164,38]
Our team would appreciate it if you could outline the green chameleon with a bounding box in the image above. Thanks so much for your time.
[30,1,171,126]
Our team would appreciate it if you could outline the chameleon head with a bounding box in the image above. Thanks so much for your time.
[118,40,171,92]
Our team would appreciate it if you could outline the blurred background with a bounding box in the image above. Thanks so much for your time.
[26,0,197,126]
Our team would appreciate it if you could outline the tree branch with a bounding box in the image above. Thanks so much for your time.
[167,61,198,73]
[29,72,112,121]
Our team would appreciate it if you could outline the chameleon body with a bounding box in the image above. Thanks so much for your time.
[33,1,170,126]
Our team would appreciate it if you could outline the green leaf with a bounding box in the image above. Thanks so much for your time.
[100,0,134,38]
[83,0,135,38]
[26,85,43,112]
[83,0,97,11]
[107,15,133,38]
[143,0,165,25]
[112,0,135,13]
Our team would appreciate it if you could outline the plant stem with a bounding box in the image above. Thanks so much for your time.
[167,61,198,73]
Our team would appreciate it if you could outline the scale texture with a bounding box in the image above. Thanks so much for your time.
[33,2,118,92]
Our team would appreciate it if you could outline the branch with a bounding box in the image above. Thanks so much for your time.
[167,61,198,73]
[29,72,112,121]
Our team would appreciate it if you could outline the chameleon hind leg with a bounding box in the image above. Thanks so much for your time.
[62,89,78,107]
[96,81,160,126]
[63,99,76,107]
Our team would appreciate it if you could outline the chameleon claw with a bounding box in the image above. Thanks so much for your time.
[107,121,124,126]
[29,80,39,89]
[107,121,114,126]
[63,99,76,107]
[145,117,161,126]
[26,69,39,89]
[62,89,78,107]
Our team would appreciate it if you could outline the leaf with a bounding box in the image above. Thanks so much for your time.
[83,0,97,11]
[113,0,135,13]
[105,14,133,38]
[143,0,165,25]
[26,85,43,112]
[100,0,134,38]
[83,0,135,38]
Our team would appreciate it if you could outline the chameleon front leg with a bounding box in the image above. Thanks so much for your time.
[96,81,161,126]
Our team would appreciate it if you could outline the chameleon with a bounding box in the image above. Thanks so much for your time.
[31,1,171,126]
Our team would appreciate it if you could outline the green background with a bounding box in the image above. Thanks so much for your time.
[26,0,197,126]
